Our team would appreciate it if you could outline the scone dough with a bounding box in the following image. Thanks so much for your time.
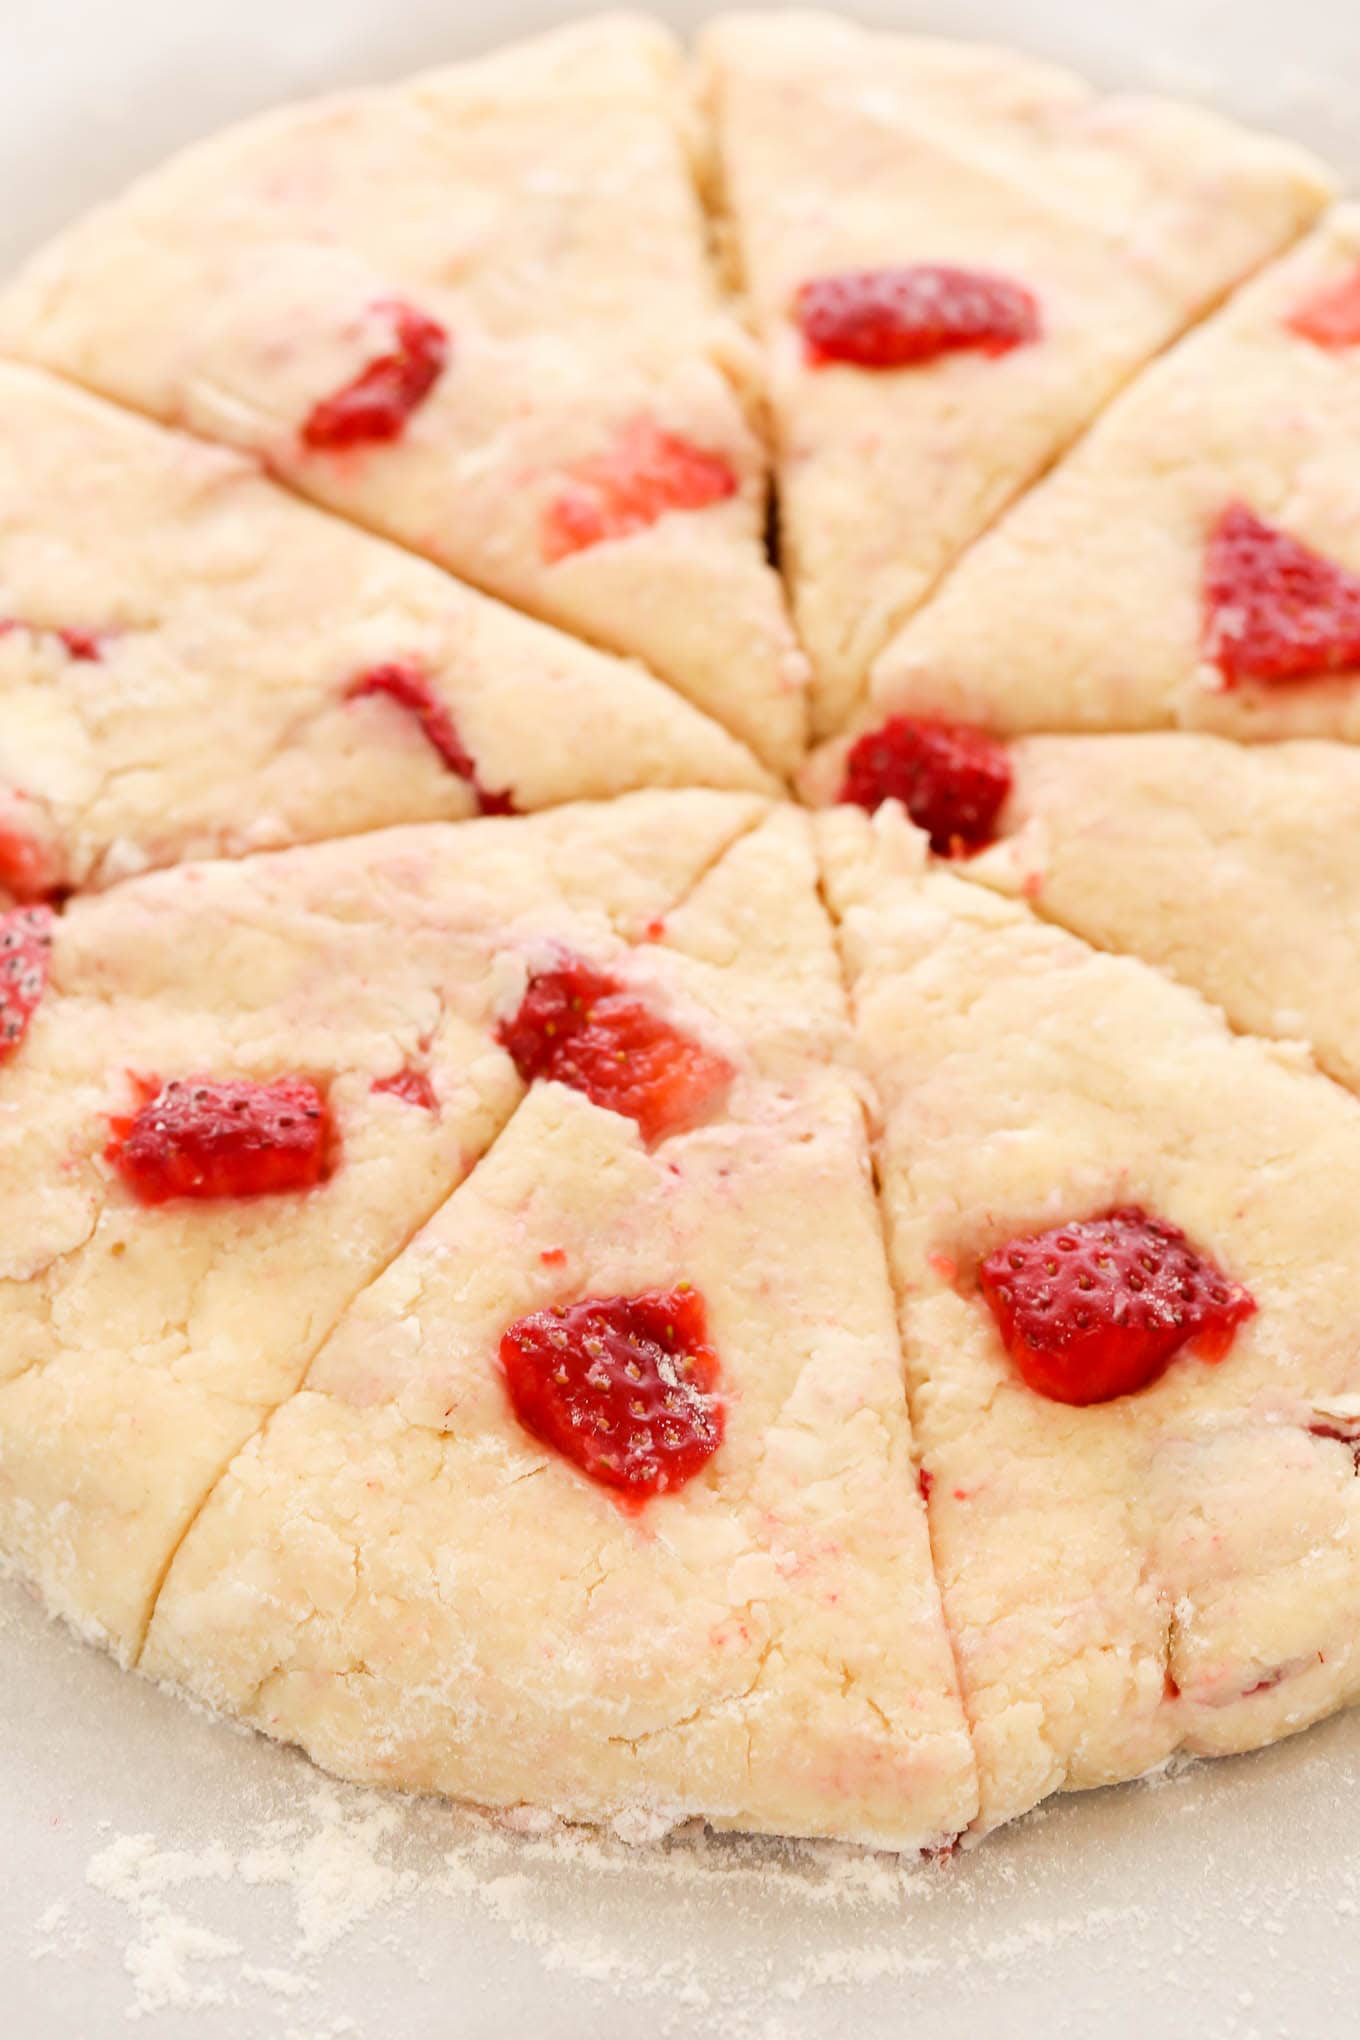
[702,10,1332,734]
[823,807,1360,1829]
[6,10,1360,1854]
[0,791,765,1657]
[142,814,976,1848]
[0,364,771,904]
[966,731,1360,1096]
[860,206,1360,745]
[0,18,807,769]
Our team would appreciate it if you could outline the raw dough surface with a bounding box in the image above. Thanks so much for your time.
[822,807,1360,1829]
[5,10,1360,1854]
[967,731,1360,1096]
[702,10,1332,735]
[143,814,976,1849]
[0,792,765,1657]
[0,362,770,902]
[0,17,808,769]
[860,207,1360,746]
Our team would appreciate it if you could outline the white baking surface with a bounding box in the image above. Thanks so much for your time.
[4,1,1360,2033]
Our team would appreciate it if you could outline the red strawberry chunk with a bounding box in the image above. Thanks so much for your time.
[0,823,63,905]
[1287,267,1360,348]
[795,266,1040,369]
[372,1065,438,1112]
[1204,503,1360,686]
[500,1286,723,1498]
[840,716,1012,854]
[57,629,102,661]
[0,618,102,662]
[109,1076,333,1204]
[542,419,738,562]
[301,301,449,451]
[498,953,731,1144]
[345,663,513,815]
[979,1206,1256,1406]
[0,905,54,1064]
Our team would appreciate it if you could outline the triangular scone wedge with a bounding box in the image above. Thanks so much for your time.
[0,20,807,771]
[141,812,977,1850]
[0,790,765,1658]
[862,206,1360,746]
[0,362,771,905]
[822,805,1360,1832]
[700,11,1332,736]
[963,732,1360,1097]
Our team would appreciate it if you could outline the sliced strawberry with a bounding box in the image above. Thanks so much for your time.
[498,953,731,1144]
[1204,503,1360,686]
[840,715,1011,854]
[979,1206,1255,1406]
[0,905,54,1064]
[500,1286,723,1498]
[795,265,1040,369]
[1287,267,1360,348]
[372,1065,438,1112]
[109,1075,333,1204]
[301,301,449,451]
[345,663,513,815]
[542,419,738,562]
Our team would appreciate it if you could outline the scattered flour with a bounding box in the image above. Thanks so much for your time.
[68,1785,421,2021]
[22,1732,1360,2036]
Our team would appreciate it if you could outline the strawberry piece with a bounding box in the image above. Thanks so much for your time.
[1286,267,1360,348]
[109,1076,333,1204]
[500,1286,723,1498]
[372,1066,438,1112]
[57,628,102,662]
[345,663,513,815]
[1204,503,1360,686]
[498,953,731,1144]
[795,266,1040,369]
[0,826,60,905]
[840,715,1012,854]
[542,419,738,561]
[301,301,449,451]
[979,1206,1256,1406]
[0,618,102,661]
[0,905,54,1064]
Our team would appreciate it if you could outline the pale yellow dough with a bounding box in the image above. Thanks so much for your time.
[0,17,807,770]
[823,806,1360,1830]
[966,732,1360,1096]
[702,10,1332,735]
[7,8,1360,1855]
[0,791,767,1658]
[142,814,975,1848]
[0,363,770,902]
[859,205,1360,746]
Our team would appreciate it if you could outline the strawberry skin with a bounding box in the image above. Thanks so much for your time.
[498,954,731,1145]
[0,905,54,1064]
[840,715,1012,855]
[1205,503,1360,686]
[500,1286,723,1498]
[301,300,449,451]
[345,663,513,815]
[980,1206,1256,1406]
[109,1076,333,1204]
[542,419,737,561]
[795,265,1040,369]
